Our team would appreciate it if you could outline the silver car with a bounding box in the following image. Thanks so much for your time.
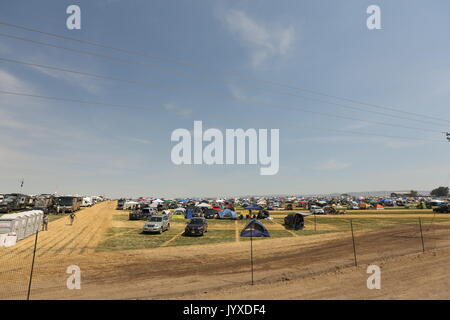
[143,214,170,234]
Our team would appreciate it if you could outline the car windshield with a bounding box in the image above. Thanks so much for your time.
[190,218,204,224]
[150,217,162,222]
[57,197,74,206]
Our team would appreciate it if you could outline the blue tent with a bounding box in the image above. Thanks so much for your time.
[240,219,270,237]
[245,204,262,210]
[218,209,237,219]
[185,208,194,219]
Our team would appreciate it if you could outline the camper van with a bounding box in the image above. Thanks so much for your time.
[33,194,56,214]
[56,196,82,213]
[116,199,126,210]
[81,197,94,207]
[2,193,30,211]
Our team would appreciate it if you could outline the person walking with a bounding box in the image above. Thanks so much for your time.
[42,213,49,231]
[69,212,76,226]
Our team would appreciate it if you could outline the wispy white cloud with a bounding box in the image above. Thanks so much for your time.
[223,10,295,68]
[315,159,352,170]
[164,103,192,116]
[28,64,102,95]
[342,121,371,130]
[0,68,35,92]
[127,137,152,145]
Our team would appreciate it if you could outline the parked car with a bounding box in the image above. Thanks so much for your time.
[433,205,450,213]
[129,210,143,220]
[143,214,170,234]
[116,199,126,210]
[141,207,155,220]
[0,201,12,213]
[310,207,325,214]
[204,208,216,219]
[184,217,208,236]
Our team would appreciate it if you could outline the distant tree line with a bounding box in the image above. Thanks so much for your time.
[430,187,449,197]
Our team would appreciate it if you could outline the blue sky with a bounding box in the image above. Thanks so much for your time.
[0,0,449,198]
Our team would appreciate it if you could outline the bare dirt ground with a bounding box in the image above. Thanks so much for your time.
[1,201,450,300]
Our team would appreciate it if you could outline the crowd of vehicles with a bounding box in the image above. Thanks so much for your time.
[0,193,106,214]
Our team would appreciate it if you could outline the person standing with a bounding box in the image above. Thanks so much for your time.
[69,212,76,226]
[42,213,49,231]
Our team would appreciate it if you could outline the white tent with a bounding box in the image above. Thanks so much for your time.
[153,199,164,203]
[150,202,159,208]
[196,203,211,208]
[124,201,139,210]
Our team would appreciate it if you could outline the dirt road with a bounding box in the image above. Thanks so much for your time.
[1,202,450,300]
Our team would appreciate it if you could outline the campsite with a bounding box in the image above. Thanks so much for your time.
[2,194,450,300]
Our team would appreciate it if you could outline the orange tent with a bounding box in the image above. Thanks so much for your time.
[375,204,385,210]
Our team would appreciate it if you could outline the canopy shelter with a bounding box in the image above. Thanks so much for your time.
[240,219,270,237]
[245,204,262,210]
[150,202,159,208]
[196,203,211,208]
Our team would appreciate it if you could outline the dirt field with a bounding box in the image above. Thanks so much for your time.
[1,201,450,300]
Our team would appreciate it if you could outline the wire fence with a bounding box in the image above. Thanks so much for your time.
[1,216,450,300]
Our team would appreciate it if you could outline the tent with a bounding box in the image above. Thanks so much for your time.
[245,204,262,210]
[196,203,211,208]
[174,207,186,215]
[374,204,385,210]
[284,213,306,230]
[240,219,270,237]
[218,209,237,219]
[185,208,194,219]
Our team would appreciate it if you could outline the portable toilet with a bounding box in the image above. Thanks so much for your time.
[34,210,43,233]
[3,233,17,247]
[15,213,28,240]
[0,233,6,247]
[0,213,19,235]
[22,211,36,238]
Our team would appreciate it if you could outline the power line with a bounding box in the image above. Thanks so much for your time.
[0,56,443,134]
[0,21,449,124]
[0,31,446,130]
[0,89,443,143]
[0,89,148,111]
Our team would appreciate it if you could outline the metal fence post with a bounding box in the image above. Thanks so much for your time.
[350,219,358,267]
[27,227,39,300]
[419,217,425,253]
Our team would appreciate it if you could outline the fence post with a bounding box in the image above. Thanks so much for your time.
[419,217,425,253]
[27,226,40,300]
[250,228,254,285]
[350,219,358,267]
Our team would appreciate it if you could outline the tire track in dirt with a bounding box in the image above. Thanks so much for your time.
[0,202,113,263]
